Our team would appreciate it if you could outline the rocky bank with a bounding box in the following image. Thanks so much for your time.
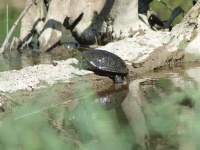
[0,30,198,93]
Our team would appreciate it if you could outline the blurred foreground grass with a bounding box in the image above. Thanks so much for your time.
[0,77,199,150]
[0,83,131,150]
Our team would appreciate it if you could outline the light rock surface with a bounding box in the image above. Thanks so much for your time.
[99,30,169,62]
[0,59,92,93]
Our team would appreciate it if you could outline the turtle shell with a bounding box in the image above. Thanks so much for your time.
[82,50,128,74]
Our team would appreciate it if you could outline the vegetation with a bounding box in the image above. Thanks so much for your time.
[151,0,193,24]
[0,4,22,43]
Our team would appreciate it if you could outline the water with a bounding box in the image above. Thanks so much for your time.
[0,41,78,72]
[68,66,200,150]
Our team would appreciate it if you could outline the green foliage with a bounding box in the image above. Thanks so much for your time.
[0,86,73,150]
[150,0,193,25]
[0,4,22,43]
[0,113,72,150]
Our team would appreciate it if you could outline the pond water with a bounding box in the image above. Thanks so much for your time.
[0,44,74,72]
[0,29,78,72]
[65,66,200,150]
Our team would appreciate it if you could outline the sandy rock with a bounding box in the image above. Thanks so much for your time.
[0,58,92,92]
[99,30,169,63]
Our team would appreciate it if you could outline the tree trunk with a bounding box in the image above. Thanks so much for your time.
[18,0,45,50]
[67,0,139,45]
[38,0,70,51]
[36,0,140,51]
[111,0,139,38]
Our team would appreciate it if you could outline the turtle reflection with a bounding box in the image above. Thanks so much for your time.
[69,85,129,150]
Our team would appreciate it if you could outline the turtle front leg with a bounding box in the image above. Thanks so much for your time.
[114,75,122,83]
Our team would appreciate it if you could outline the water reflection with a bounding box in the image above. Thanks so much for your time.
[0,42,80,72]
[68,67,200,150]
[69,85,130,150]
[0,51,22,71]
[123,73,197,150]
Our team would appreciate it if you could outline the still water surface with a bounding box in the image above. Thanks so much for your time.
[68,66,199,150]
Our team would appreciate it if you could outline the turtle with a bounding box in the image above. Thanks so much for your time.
[81,49,128,83]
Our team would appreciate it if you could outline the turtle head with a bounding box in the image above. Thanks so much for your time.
[113,74,129,89]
